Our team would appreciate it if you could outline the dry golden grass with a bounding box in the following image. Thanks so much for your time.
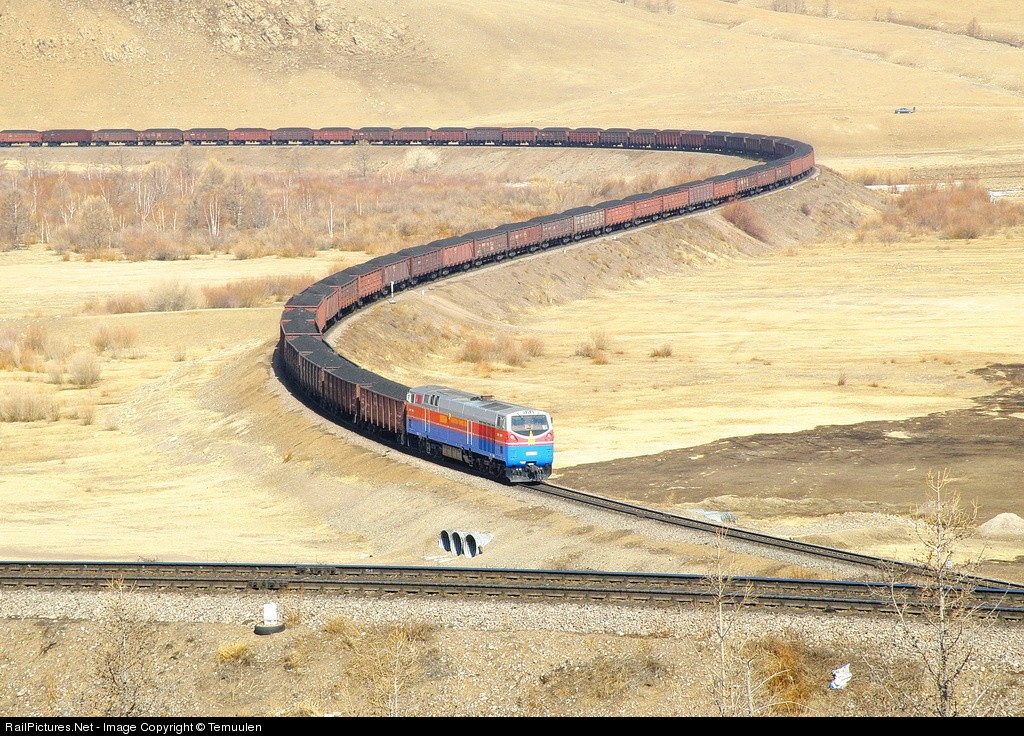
[745,634,820,716]
[216,641,253,666]
[456,334,545,368]
[0,387,61,423]
[201,274,317,309]
[650,344,673,358]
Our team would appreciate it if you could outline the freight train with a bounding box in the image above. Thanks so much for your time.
[269,126,815,482]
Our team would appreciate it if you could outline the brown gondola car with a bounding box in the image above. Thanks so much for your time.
[0,130,42,146]
[357,127,394,143]
[43,129,93,146]
[393,127,431,144]
[185,128,230,145]
[537,127,569,145]
[600,128,632,147]
[94,129,139,145]
[271,127,314,145]
[567,128,602,146]
[502,127,538,145]
[140,129,184,145]
[229,128,272,145]
[465,127,502,145]
[314,127,355,144]
[429,127,466,144]
[603,200,636,227]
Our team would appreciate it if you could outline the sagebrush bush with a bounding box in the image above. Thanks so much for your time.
[0,387,61,422]
[722,201,770,242]
[68,352,102,387]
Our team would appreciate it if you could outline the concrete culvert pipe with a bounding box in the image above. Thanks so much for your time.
[451,532,464,556]
[438,530,452,553]
[465,534,479,558]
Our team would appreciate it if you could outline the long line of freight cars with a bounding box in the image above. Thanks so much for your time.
[274,126,815,481]
[2,125,792,151]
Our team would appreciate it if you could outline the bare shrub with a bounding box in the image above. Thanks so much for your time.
[837,372,847,386]
[45,360,64,385]
[0,327,17,370]
[201,274,316,309]
[95,294,147,315]
[521,336,545,357]
[343,622,437,717]
[77,403,95,426]
[591,350,609,365]
[91,584,160,716]
[172,345,187,362]
[722,201,770,242]
[859,182,1024,242]
[91,324,138,355]
[526,648,670,714]
[146,281,199,312]
[68,351,102,387]
[0,387,61,422]
[650,344,673,358]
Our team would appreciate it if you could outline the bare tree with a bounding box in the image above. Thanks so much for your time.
[878,470,995,716]
[0,188,31,250]
[699,529,790,716]
[91,582,161,716]
[343,623,432,716]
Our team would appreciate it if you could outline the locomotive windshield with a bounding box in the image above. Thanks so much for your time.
[511,414,549,434]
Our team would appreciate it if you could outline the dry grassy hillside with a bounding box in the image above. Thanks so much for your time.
[1,0,1023,183]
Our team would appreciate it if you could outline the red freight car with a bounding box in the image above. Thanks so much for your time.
[324,368,363,418]
[537,127,569,145]
[272,127,314,145]
[408,244,443,279]
[140,129,183,145]
[707,131,729,151]
[43,129,93,146]
[229,128,271,145]
[432,237,473,269]
[600,128,631,147]
[725,134,746,152]
[734,172,758,194]
[502,127,538,144]
[507,222,544,251]
[688,181,715,208]
[655,129,682,149]
[629,129,658,148]
[356,269,384,299]
[466,127,502,144]
[569,207,605,236]
[0,130,41,146]
[539,214,573,244]
[185,128,229,145]
[381,256,412,286]
[567,128,601,146]
[430,127,466,144]
[712,176,737,201]
[657,186,689,213]
[357,386,405,436]
[314,127,355,144]
[393,127,431,144]
[680,131,709,149]
[357,127,394,143]
[628,193,663,220]
[93,129,138,145]
[471,229,509,259]
[603,200,635,227]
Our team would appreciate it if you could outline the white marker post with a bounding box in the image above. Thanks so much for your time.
[254,602,286,635]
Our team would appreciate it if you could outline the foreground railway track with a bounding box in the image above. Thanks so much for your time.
[527,483,1020,588]
[2,562,1022,620]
